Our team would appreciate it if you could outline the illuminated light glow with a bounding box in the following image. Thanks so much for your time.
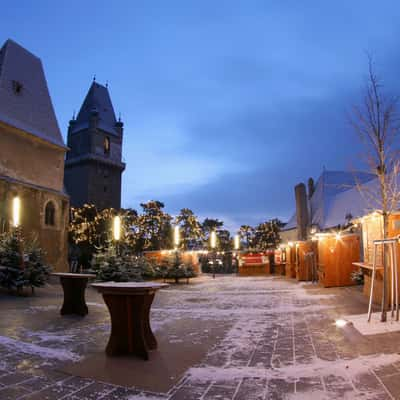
[234,234,240,250]
[210,231,217,249]
[288,241,294,248]
[295,243,300,248]
[335,232,341,240]
[174,225,180,247]
[113,216,121,241]
[335,319,347,328]
[12,196,20,227]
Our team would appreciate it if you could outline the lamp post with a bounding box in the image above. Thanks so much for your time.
[174,225,180,265]
[12,196,20,228]
[113,216,121,255]
[234,234,240,272]
[210,231,217,278]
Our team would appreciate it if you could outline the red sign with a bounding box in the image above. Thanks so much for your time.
[239,253,269,266]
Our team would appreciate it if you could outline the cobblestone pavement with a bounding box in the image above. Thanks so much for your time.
[1,275,400,399]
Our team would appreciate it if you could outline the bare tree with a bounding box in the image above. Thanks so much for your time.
[350,56,400,321]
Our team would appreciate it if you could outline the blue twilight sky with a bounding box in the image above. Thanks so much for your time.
[2,1,400,231]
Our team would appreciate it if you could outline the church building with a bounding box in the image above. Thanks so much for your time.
[0,39,69,272]
[64,82,125,210]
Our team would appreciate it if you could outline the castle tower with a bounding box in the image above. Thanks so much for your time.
[64,81,125,210]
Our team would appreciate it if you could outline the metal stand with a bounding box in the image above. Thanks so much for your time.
[367,238,399,322]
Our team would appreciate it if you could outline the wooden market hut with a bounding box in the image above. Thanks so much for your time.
[317,233,360,287]
[295,240,317,282]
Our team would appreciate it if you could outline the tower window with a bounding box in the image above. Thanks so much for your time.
[45,201,55,226]
[12,80,23,95]
[104,136,110,155]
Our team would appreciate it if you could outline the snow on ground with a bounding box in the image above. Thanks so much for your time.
[345,311,400,335]
[0,335,81,361]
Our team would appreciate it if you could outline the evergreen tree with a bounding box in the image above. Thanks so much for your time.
[239,225,255,249]
[175,208,203,250]
[253,219,284,250]
[137,201,172,250]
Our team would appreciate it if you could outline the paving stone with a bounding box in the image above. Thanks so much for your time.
[295,376,323,393]
[380,372,400,399]
[266,378,295,400]
[169,382,211,400]
[65,382,116,399]
[0,371,33,386]
[323,374,354,397]
[99,386,142,400]
[0,385,30,399]
[234,377,267,400]
[203,384,237,400]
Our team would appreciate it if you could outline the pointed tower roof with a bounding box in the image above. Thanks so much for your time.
[0,39,65,148]
[71,81,119,135]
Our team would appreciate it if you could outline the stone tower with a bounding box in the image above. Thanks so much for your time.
[64,81,125,210]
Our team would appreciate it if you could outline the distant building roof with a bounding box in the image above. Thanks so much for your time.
[71,81,119,135]
[0,39,65,148]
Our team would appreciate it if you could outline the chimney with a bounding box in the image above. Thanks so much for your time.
[295,183,309,241]
[308,177,315,199]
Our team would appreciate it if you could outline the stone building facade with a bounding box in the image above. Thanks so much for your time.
[0,39,69,272]
[64,82,125,210]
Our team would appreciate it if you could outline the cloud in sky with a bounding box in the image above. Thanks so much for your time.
[2,1,400,230]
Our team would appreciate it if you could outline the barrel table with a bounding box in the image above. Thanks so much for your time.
[52,273,96,316]
[92,282,168,360]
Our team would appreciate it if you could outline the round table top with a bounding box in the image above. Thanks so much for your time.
[52,273,97,278]
[91,281,168,294]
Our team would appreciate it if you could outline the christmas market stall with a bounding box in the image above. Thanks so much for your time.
[295,240,317,282]
[316,232,360,287]
[238,251,270,276]
[284,243,297,279]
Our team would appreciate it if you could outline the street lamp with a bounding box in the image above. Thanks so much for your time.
[113,216,121,255]
[12,196,20,228]
[210,231,217,278]
[174,225,180,249]
[234,234,240,272]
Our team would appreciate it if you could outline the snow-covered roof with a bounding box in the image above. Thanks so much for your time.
[284,170,376,231]
[310,170,375,229]
[71,82,119,136]
[0,39,65,148]
[282,213,297,231]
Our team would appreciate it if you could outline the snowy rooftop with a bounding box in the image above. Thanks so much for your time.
[284,170,375,231]
[0,39,65,148]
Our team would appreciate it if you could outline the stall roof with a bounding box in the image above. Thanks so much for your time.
[283,170,375,231]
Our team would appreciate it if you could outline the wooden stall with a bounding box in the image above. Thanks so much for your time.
[238,252,270,276]
[285,245,297,279]
[317,233,360,287]
[360,213,400,305]
[295,241,317,281]
[274,248,286,275]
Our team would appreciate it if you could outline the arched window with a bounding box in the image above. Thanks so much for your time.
[104,136,110,155]
[45,201,55,226]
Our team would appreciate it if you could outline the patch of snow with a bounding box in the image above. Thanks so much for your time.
[0,335,81,362]
[344,312,400,335]
[24,330,75,343]
[25,305,58,313]
[188,353,400,382]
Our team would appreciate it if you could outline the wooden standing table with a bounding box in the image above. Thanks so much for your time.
[52,273,96,316]
[91,282,168,360]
